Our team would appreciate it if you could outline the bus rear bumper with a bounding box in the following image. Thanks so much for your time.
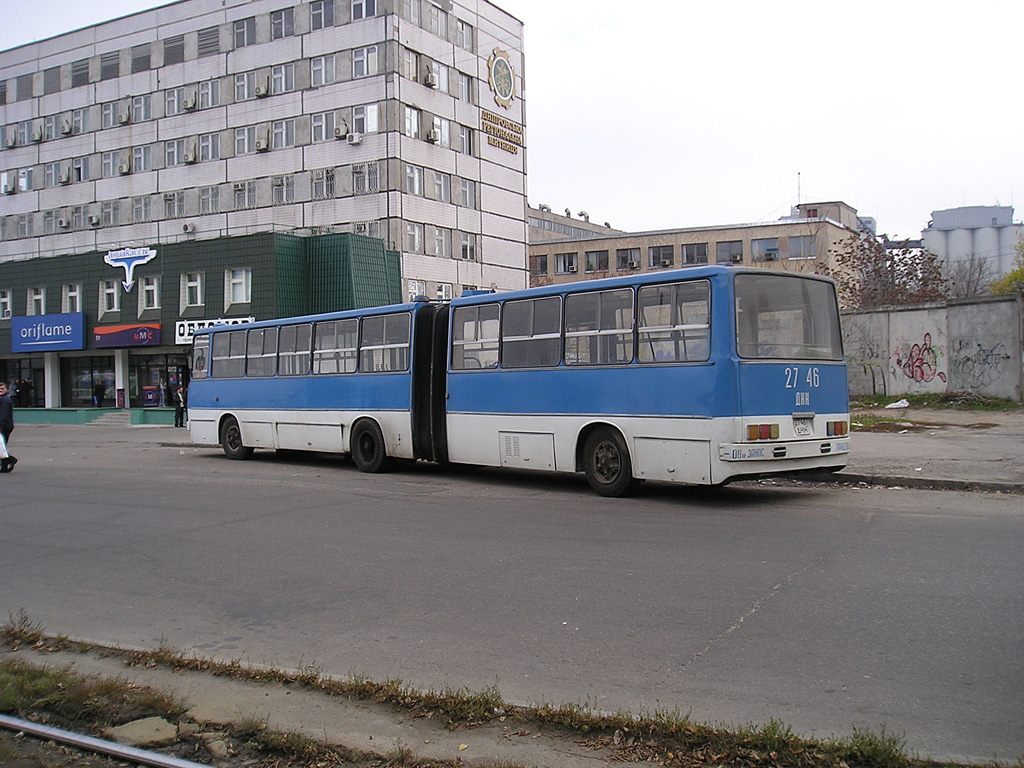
[719,438,851,463]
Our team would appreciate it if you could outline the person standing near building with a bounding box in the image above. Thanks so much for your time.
[173,385,187,428]
[0,381,16,473]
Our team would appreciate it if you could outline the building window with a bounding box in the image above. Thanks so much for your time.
[17,214,34,238]
[401,0,420,25]
[234,17,256,48]
[405,164,424,196]
[199,132,220,161]
[585,250,609,273]
[751,238,780,262]
[408,279,426,302]
[428,4,447,37]
[272,119,295,148]
[312,168,336,199]
[235,72,256,101]
[71,109,86,134]
[132,146,151,172]
[44,163,59,187]
[16,121,30,146]
[458,125,473,154]
[43,211,57,235]
[531,254,548,276]
[682,242,708,265]
[62,284,82,314]
[164,191,185,218]
[140,276,161,311]
[649,245,674,268]
[457,72,472,102]
[434,171,451,203]
[133,196,151,222]
[311,55,335,87]
[164,35,185,65]
[165,87,184,116]
[181,272,204,309]
[272,175,295,204]
[788,235,817,260]
[132,95,152,122]
[71,206,86,230]
[311,0,334,29]
[271,8,294,39]
[403,106,420,138]
[27,287,46,316]
[401,49,418,81]
[0,289,11,319]
[457,19,474,49]
[616,248,640,270]
[433,228,452,259]
[716,240,742,264]
[235,126,256,155]
[352,0,376,20]
[18,168,33,192]
[100,52,119,80]
[43,115,59,140]
[352,104,378,133]
[461,232,477,261]
[101,200,119,226]
[131,44,151,73]
[16,75,33,101]
[165,138,186,167]
[197,26,220,57]
[555,252,578,275]
[437,282,453,301]
[311,112,335,142]
[71,59,89,87]
[354,220,380,239]
[72,157,89,182]
[272,63,295,94]
[225,268,252,306]
[233,181,257,209]
[353,162,379,194]
[406,222,424,253]
[431,115,450,147]
[459,178,476,208]
[353,46,378,78]
[199,79,220,108]
[100,280,120,315]
[199,186,220,214]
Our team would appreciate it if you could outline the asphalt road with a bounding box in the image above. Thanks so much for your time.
[2,425,1022,763]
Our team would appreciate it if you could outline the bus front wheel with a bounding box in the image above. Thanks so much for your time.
[221,416,254,460]
[583,428,638,497]
[351,419,391,473]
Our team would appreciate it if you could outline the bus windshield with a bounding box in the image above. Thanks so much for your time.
[735,273,843,361]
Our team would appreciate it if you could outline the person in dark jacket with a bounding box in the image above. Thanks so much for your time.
[0,381,16,473]
[173,386,187,428]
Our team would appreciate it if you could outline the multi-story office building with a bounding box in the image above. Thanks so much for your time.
[0,0,527,410]
[529,202,862,287]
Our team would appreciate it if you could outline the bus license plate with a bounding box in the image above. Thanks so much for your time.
[793,418,812,436]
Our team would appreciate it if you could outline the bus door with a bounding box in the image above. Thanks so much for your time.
[411,303,450,463]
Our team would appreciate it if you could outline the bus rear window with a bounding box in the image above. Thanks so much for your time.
[735,274,842,360]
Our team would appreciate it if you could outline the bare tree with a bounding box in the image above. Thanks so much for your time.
[821,234,948,310]
[990,235,1024,296]
[945,253,995,298]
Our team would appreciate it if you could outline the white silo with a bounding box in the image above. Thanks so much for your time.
[974,227,1001,274]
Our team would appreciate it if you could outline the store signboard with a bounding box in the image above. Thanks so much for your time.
[11,313,86,352]
[174,317,254,345]
[94,323,162,348]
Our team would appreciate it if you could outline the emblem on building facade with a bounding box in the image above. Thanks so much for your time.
[487,48,516,109]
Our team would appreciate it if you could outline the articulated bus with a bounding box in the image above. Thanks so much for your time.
[188,266,850,496]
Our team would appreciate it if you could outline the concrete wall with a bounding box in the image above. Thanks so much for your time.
[844,295,1023,402]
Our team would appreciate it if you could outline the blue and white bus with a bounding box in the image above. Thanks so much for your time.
[188,266,849,496]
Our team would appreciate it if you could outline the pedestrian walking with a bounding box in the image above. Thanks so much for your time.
[0,381,17,473]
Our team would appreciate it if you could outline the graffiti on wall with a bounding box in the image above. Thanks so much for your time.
[844,320,888,395]
[893,333,947,384]
[950,340,1013,389]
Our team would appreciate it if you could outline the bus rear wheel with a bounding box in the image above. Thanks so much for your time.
[583,428,638,497]
[351,419,391,473]
[221,416,254,460]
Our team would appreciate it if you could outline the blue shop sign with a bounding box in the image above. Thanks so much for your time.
[11,313,87,352]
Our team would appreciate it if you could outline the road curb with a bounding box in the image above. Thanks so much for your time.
[806,472,1024,494]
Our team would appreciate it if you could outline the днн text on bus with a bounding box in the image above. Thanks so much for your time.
[187,266,850,496]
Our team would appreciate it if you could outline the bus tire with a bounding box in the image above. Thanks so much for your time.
[220,416,254,460]
[583,427,637,497]
[351,419,391,473]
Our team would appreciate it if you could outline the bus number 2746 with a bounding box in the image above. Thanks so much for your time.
[785,367,819,389]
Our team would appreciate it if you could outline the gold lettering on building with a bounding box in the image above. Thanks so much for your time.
[480,110,524,155]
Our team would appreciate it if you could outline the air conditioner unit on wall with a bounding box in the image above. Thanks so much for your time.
[88,214,100,225]
[183,91,197,110]
[2,178,16,194]
[423,71,437,88]
[58,170,71,184]
[118,110,131,125]
[30,129,42,142]
[60,119,72,135]
[255,79,270,97]
[3,136,15,148]
[627,260,639,269]
[255,136,269,151]
[58,217,70,229]
[347,132,362,145]
[118,163,131,175]
[426,128,439,143]
[183,145,198,164]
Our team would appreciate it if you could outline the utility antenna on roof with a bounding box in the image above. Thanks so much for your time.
[797,172,801,205]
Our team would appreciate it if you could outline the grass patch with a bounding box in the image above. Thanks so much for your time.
[852,393,1022,412]
[0,614,960,768]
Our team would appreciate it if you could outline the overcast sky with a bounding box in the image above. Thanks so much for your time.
[3,0,1021,239]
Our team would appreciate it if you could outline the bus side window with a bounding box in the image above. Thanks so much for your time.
[359,312,411,372]
[451,304,499,370]
[637,280,710,364]
[564,288,634,366]
[501,296,561,369]
[279,323,312,376]
[246,327,279,377]
[211,330,247,378]
[314,319,358,374]
[192,337,210,379]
